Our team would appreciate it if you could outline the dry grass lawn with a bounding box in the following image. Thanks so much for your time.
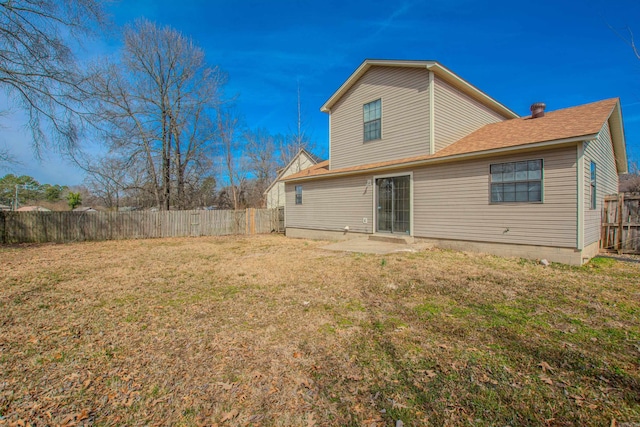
[1,235,639,426]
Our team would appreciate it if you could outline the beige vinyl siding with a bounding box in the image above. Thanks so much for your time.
[266,153,317,208]
[413,146,578,248]
[266,181,286,209]
[330,66,430,170]
[285,175,373,233]
[583,122,618,246]
[433,76,507,152]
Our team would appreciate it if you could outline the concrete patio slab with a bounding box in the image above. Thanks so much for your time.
[320,237,432,255]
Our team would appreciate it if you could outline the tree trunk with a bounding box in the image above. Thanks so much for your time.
[162,109,171,211]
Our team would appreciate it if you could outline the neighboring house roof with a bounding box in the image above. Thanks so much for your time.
[263,148,322,194]
[284,98,627,182]
[320,59,519,119]
[16,206,51,212]
[290,160,330,178]
[73,207,97,212]
[0,204,11,211]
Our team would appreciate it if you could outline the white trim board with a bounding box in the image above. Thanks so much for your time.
[577,142,585,250]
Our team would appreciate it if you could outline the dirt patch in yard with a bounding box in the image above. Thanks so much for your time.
[1,235,639,426]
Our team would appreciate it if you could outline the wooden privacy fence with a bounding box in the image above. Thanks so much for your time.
[0,208,281,244]
[601,193,640,254]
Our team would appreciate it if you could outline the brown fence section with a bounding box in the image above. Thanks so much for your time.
[601,194,640,254]
[0,208,281,244]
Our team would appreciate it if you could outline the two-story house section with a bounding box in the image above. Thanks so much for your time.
[282,59,627,265]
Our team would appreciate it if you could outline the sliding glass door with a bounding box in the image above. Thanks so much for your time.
[376,175,410,234]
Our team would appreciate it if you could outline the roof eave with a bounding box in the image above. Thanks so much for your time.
[426,63,518,119]
[608,100,628,174]
[284,135,596,183]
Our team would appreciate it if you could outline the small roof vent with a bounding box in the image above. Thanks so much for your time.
[530,102,546,118]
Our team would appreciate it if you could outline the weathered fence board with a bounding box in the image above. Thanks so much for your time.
[0,208,280,244]
[601,193,640,254]
[276,207,285,233]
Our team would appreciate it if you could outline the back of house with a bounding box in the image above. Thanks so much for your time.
[283,60,627,265]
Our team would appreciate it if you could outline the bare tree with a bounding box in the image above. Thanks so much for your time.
[83,156,128,209]
[217,105,245,210]
[620,161,640,193]
[0,146,16,166]
[243,127,279,207]
[610,25,640,188]
[170,68,222,208]
[0,0,106,155]
[280,82,315,166]
[610,25,640,60]
[87,59,163,208]
[87,20,225,210]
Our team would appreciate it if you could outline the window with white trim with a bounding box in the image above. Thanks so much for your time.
[590,161,596,210]
[295,185,303,205]
[490,159,542,203]
[363,99,381,141]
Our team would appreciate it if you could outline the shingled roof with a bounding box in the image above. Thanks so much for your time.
[283,98,626,182]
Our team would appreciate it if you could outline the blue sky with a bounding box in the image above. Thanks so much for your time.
[3,0,640,185]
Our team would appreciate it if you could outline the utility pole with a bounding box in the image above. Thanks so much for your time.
[12,184,39,211]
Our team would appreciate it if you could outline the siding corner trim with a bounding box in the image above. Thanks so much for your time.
[577,142,584,250]
[429,71,435,155]
[328,110,332,170]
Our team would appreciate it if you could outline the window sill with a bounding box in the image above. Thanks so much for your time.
[489,201,544,205]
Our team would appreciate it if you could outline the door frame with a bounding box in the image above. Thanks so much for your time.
[372,171,414,236]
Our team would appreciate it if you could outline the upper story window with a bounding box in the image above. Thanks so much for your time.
[363,99,381,141]
[295,185,303,205]
[590,161,597,210]
[490,159,543,203]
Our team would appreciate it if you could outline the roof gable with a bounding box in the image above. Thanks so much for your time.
[320,59,518,119]
[264,148,321,194]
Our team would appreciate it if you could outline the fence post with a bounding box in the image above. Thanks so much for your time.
[251,208,256,235]
[600,199,608,250]
[272,207,285,233]
[617,193,624,254]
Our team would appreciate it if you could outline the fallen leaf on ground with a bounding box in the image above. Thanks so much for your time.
[538,361,553,372]
[216,381,234,391]
[540,375,553,385]
[306,412,316,427]
[220,409,239,423]
[78,409,90,421]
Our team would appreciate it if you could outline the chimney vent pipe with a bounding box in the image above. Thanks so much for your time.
[530,102,546,118]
